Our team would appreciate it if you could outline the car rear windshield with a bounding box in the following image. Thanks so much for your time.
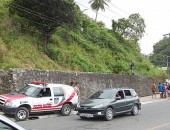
[89,89,115,99]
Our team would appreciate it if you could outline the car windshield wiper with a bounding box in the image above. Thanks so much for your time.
[19,92,28,96]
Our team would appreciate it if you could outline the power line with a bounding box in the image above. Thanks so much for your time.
[0,13,75,36]
[3,2,115,36]
[9,3,79,31]
[0,21,49,36]
[0,11,49,28]
[105,6,124,18]
[109,2,129,16]
[76,2,114,21]
[10,3,59,23]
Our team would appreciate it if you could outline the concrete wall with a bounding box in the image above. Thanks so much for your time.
[0,68,156,99]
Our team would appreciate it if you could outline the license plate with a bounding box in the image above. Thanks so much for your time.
[79,113,94,118]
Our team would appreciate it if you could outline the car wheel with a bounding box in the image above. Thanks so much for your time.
[61,104,71,116]
[15,107,29,121]
[104,107,113,121]
[131,104,139,116]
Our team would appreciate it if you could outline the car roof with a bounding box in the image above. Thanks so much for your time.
[0,115,26,130]
[28,83,73,88]
[100,88,136,93]
[102,88,133,91]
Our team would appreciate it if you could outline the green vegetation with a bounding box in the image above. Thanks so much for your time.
[149,36,170,75]
[0,0,167,79]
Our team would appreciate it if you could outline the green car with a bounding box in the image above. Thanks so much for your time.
[77,88,141,121]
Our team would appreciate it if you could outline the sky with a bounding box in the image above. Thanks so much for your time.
[75,0,170,55]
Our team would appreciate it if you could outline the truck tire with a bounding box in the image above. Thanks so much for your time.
[15,107,29,121]
[61,104,71,116]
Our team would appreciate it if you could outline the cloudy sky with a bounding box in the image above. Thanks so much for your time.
[75,0,170,55]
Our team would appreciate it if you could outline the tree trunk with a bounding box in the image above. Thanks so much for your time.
[95,10,98,22]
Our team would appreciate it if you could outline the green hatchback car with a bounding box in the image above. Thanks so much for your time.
[77,88,141,121]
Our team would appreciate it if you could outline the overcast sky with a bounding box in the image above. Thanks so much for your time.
[75,0,170,55]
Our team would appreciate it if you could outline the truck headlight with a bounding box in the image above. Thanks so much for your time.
[92,104,104,108]
[5,102,13,107]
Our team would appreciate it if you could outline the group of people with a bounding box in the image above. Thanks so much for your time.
[151,82,170,99]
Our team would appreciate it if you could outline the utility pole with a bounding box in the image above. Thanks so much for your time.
[163,33,170,76]
[166,56,170,76]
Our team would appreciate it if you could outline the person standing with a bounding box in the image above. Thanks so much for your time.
[162,83,168,98]
[74,82,80,101]
[151,82,156,99]
[157,83,163,98]
[130,60,135,75]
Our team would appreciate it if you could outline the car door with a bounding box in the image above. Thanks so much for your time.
[114,90,127,114]
[123,89,134,111]
[52,87,65,109]
[32,88,53,111]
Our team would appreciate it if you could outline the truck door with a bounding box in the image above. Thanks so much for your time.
[32,88,53,111]
[52,87,65,108]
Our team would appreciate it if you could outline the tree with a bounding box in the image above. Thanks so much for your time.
[9,0,77,46]
[112,13,146,43]
[89,0,110,22]
[149,37,170,67]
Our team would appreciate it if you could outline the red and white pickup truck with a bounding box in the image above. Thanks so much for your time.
[0,81,78,121]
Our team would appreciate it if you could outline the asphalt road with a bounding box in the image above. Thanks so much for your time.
[16,98,170,130]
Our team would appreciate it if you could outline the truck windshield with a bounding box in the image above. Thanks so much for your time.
[18,85,41,97]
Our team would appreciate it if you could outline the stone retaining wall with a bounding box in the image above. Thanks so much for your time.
[0,68,157,99]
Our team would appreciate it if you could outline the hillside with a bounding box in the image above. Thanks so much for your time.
[0,1,167,78]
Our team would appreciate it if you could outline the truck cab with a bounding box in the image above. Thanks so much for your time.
[0,81,78,121]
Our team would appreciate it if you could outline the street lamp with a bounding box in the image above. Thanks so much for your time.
[163,55,170,75]
[163,33,170,76]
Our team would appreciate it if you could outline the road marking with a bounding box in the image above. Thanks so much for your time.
[147,122,170,130]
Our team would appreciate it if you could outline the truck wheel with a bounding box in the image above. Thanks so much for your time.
[61,104,71,116]
[15,107,29,121]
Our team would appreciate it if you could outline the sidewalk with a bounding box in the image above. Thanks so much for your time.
[140,95,169,104]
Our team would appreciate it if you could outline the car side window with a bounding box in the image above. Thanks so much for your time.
[124,90,132,97]
[0,120,16,130]
[39,88,51,97]
[53,87,64,96]
[116,90,124,99]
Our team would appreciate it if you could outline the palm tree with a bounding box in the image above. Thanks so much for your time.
[89,0,110,22]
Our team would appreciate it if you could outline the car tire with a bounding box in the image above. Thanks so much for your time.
[131,104,139,116]
[104,107,113,121]
[61,104,71,116]
[15,107,29,121]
